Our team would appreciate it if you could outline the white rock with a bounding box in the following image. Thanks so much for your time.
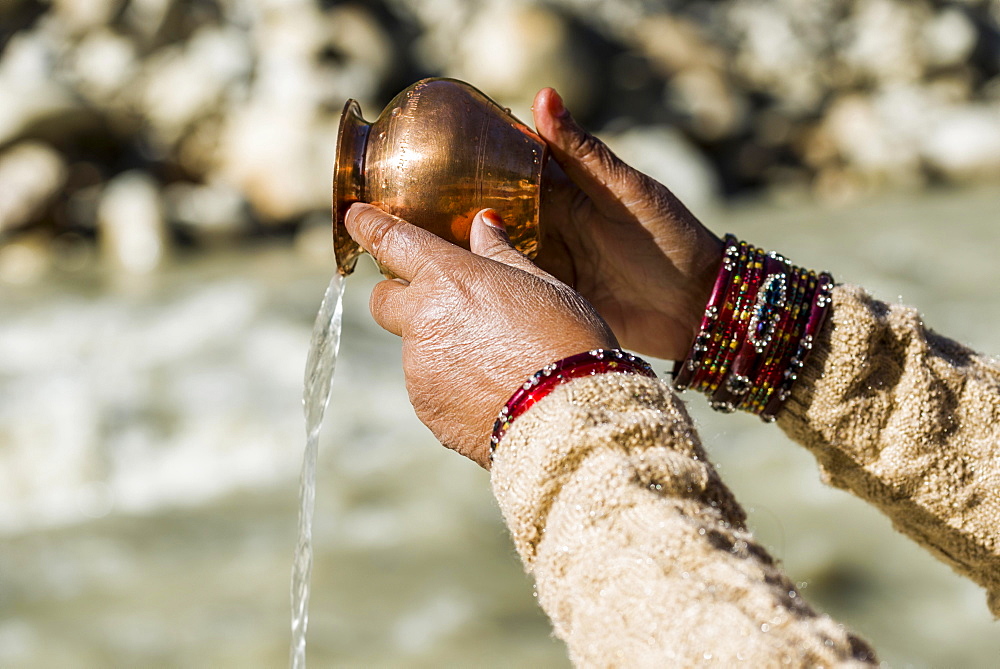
[141,26,252,143]
[51,0,123,34]
[667,68,747,140]
[69,28,138,104]
[603,126,719,211]
[396,0,651,44]
[724,1,827,113]
[217,105,337,221]
[97,171,169,274]
[437,4,594,119]
[321,5,394,106]
[922,105,1000,179]
[823,87,940,185]
[387,0,480,67]
[121,0,173,39]
[163,182,248,239]
[0,32,80,146]
[922,7,977,69]
[0,142,67,234]
[250,3,390,113]
[207,1,389,223]
[632,14,725,75]
[840,0,927,85]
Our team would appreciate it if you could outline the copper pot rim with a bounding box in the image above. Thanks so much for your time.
[331,97,368,276]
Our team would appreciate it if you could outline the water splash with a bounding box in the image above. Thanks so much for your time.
[291,272,346,669]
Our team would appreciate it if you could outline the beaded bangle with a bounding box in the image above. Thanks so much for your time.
[685,241,764,399]
[672,234,739,391]
[672,237,834,422]
[747,271,815,416]
[742,267,811,414]
[685,239,758,393]
[490,349,656,459]
[704,244,765,402]
[760,272,833,421]
[712,252,790,411]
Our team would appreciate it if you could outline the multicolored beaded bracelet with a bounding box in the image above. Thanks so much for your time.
[760,272,833,421]
[687,240,758,393]
[711,251,789,409]
[672,236,834,422]
[742,267,812,415]
[490,349,656,460]
[672,234,740,391]
[705,244,765,398]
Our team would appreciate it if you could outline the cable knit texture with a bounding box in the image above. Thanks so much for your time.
[490,373,876,666]
[778,284,1000,617]
[489,283,1000,665]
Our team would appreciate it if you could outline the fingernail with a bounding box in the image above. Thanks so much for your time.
[481,209,506,231]
[549,90,569,119]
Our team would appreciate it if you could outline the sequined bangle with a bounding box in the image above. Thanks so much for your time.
[672,237,834,422]
[760,272,833,421]
[711,252,790,409]
[686,239,760,393]
[689,242,764,396]
[742,268,811,414]
[704,244,765,398]
[490,349,656,459]
[745,270,815,415]
[672,234,739,391]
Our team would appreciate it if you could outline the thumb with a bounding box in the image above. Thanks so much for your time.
[532,88,656,219]
[470,209,552,279]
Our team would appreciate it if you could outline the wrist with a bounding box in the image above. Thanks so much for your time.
[490,349,656,460]
[678,231,727,354]
[672,235,834,421]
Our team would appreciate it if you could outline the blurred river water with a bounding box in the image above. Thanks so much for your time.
[1,188,999,667]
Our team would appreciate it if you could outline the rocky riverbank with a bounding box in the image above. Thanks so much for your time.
[2,0,1000,283]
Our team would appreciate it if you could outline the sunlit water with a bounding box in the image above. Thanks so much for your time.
[291,272,346,668]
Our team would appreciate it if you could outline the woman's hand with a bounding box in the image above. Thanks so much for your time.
[532,88,724,361]
[345,202,617,468]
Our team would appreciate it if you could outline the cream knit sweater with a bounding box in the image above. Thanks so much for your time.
[490,284,1000,666]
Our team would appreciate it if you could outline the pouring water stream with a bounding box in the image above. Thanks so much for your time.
[291,272,346,668]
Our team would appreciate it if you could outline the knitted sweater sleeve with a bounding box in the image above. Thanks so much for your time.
[490,373,876,666]
[777,284,1000,617]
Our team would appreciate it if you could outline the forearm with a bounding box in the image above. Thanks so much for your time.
[491,373,875,666]
[778,284,1000,616]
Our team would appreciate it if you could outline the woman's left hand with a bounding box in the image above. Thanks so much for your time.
[345,203,618,468]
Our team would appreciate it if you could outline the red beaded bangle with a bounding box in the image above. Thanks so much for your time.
[705,244,765,400]
[747,271,815,415]
[713,252,791,410]
[672,235,738,391]
[742,267,810,414]
[687,240,761,393]
[490,349,656,459]
[760,272,833,421]
[673,236,834,422]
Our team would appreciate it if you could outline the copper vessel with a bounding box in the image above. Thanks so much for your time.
[332,78,548,276]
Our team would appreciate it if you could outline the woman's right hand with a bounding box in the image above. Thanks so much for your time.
[531,88,724,361]
[344,203,618,469]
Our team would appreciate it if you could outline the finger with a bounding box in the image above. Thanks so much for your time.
[532,87,656,218]
[345,203,460,282]
[469,209,552,280]
[369,278,409,337]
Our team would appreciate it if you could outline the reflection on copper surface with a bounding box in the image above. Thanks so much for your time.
[332,78,547,276]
